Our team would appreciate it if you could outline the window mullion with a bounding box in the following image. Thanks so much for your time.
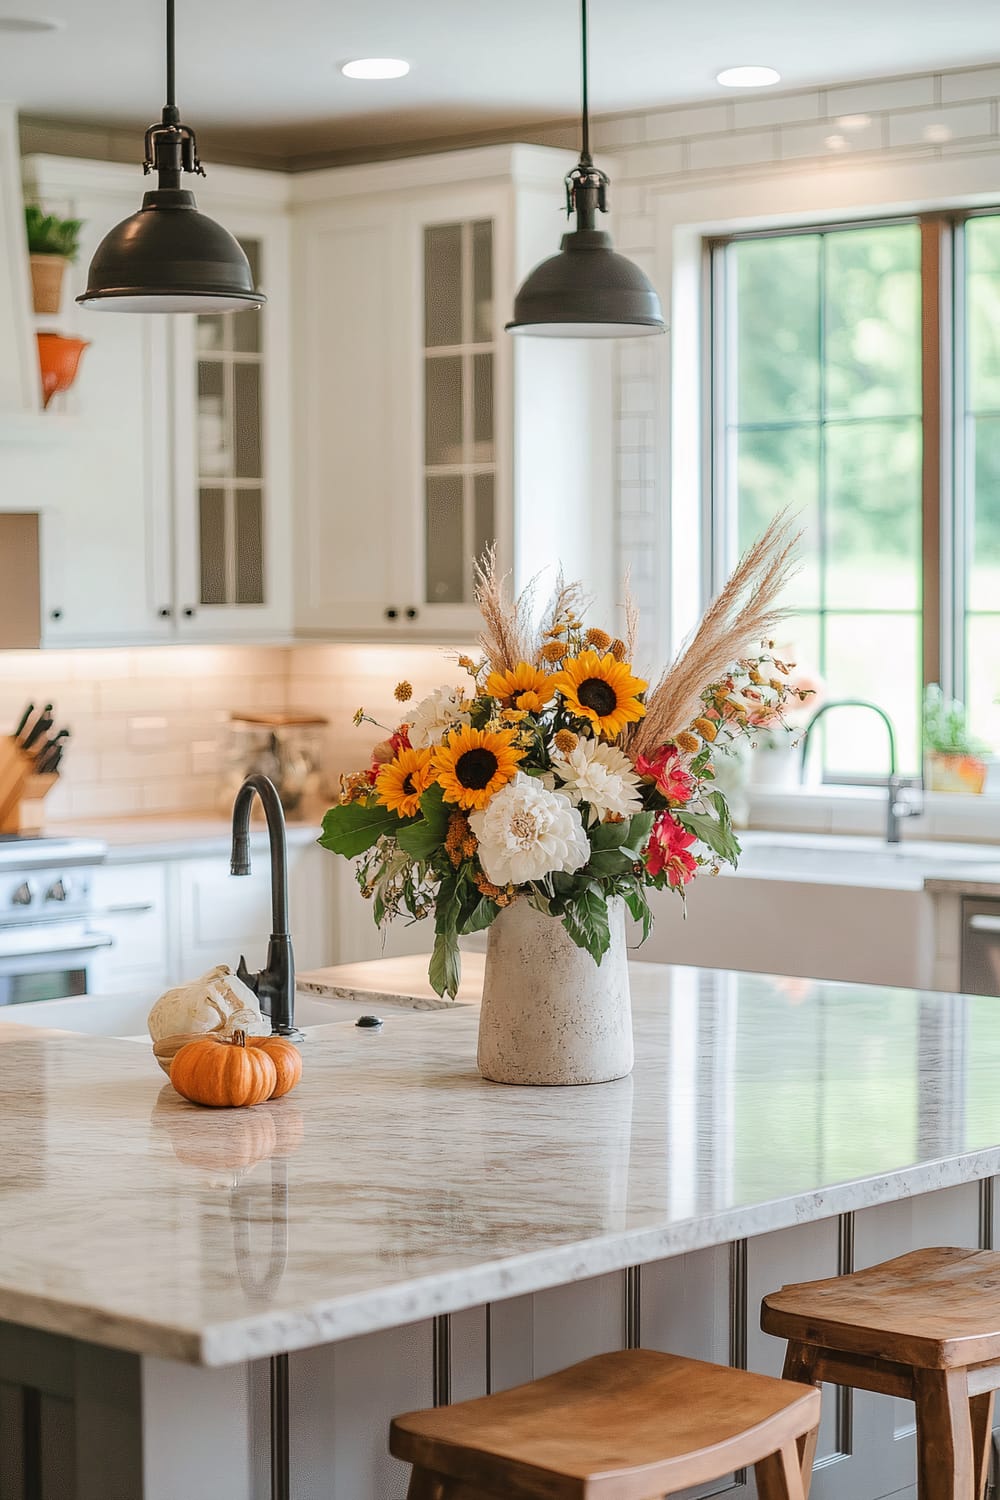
[949,218,968,703]
[920,216,949,696]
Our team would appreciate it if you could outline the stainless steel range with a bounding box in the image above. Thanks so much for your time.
[0,836,110,1005]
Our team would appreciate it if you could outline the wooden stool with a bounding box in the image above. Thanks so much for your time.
[761,1246,1000,1500]
[390,1347,821,1499]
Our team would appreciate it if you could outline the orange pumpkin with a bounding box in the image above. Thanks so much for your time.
[248,1036,303,1100]
[170,1029,277,1108]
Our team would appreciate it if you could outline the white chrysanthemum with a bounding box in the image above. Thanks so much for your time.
[407,685,471,748]
[468,773,590,887]
[550,737,643,826]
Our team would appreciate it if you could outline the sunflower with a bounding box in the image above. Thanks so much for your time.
[485,661,554,714]
[375,746,435,818]
[432,725,524,811]
[550,650,648,739]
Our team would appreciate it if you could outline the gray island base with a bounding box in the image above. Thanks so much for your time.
[2,961,999,1499]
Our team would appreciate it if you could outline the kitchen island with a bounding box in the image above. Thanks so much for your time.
[1,962,1000,1499]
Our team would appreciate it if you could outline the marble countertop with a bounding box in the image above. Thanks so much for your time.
[926,871,1000,896]
[298,953,484,1007]
[1,962,999,1367]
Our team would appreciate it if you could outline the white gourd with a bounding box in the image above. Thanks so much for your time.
[147,966,269,1043]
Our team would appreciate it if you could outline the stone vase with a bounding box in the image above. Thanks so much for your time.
[478,897,633,1086]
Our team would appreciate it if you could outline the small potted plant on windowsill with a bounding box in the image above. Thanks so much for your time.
[923,683,989,794]
[24,205,83,315]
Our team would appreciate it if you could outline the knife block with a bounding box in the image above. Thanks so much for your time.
[0,738,58,834]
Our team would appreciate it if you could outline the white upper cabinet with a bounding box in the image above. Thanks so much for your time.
[19,155,292,646]
[291,145,617,641]
[170,178,293,640]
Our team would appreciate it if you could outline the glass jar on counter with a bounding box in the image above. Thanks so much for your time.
[219,713,328,815]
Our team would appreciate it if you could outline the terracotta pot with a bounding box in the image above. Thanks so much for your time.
[925,750,987,795]
[29,253,67,315]
[478,897,633,1086]
[35,333,89,409]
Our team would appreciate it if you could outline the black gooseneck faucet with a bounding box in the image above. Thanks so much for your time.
[230,773,303,1041]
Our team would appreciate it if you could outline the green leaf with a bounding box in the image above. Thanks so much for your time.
[586,848,635,877]
[561,887,612,965]
[623,810,655,852]
[676,807,741,866]
[318,801,403,859]
[589,819,631,851]
[623,883,654,943]
[396,783,451,859]
[459,897,500,935]
[429,927,461,998]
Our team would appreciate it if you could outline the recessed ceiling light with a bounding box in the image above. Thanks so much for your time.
[716,65,781,89]
[0,15,64,31]
[825,133,849,152]
[923,122,952,143]
[341,58,410,80]
[837,114,872,131]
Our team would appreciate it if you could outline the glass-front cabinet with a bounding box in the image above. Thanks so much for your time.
[174,219,292,638]
[422,219,496,612]
[194,239,266,610]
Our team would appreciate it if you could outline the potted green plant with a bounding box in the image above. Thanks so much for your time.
[922,684,990,794]
[24,205,83,315]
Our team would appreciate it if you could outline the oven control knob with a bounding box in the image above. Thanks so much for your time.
[11,881,33,906]
[46,879,71,903]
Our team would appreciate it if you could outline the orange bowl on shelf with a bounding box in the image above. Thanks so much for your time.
[35,332,89,409]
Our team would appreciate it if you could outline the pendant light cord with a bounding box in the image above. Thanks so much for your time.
[165,0,177,116]
[580,0,590,163]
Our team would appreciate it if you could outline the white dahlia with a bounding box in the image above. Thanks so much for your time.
[550,737,643,826]
[468,772,590,887]
[407,685,471,748]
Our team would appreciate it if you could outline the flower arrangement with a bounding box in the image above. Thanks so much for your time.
[320,516,806,998]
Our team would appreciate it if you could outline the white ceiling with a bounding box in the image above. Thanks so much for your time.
[2,0,1000,164]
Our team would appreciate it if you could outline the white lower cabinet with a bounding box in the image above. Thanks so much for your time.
[89,841,334,997]
[89,862,170,996]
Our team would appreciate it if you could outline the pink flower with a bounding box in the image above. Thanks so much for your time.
[635,745,694,805]
[645,813,698,887]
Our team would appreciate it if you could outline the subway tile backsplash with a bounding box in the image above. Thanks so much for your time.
[0,642,475,821]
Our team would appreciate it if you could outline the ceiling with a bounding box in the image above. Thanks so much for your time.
[2,0,1000,166]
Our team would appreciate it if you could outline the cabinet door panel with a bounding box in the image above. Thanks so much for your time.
[173,211,292,640]
[295,208,411,633]
[21,166,173,644]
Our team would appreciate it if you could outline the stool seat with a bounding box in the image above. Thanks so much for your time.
[391,1348,821,1499]
[762,1246,1000,1370]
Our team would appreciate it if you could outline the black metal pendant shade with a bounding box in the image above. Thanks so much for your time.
[508,227,664,338]
[507,1,664,338]
[78,1,264,313]
[79,188,261,313]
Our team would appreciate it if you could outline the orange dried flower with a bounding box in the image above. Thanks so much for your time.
[675,730,700,755]
[610,638,627,661]
[474,873,515,905]
[394,681,413,702]
[539,640,567,664]
[584,627,612,651]
[693,716,718,743]
[553,729,579,756]
[445,812,477,867]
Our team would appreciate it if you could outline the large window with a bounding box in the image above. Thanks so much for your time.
[712,212,1000,781]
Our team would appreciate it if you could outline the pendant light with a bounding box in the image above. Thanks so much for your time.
[77,0,264,313]
[507,0,664,338]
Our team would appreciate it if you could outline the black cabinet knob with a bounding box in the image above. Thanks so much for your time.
[182,606,196,618]
[385,607,398,620]
[406,607,418,620]
[50,608,63,621]
[158,606,172,619]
